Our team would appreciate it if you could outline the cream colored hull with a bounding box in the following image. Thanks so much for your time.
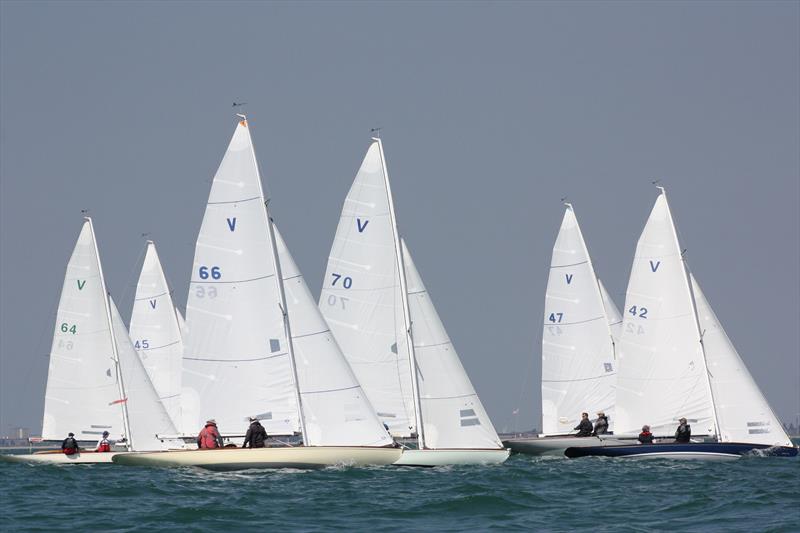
[393,448,510,466]
[0,451,123,464]
[112,446,402,470]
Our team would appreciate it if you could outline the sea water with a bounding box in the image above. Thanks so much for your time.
[2,452,798,531]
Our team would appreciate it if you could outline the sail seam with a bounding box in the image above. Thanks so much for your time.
[137,340,181,351]
[542,315,605,326]
[189,273,275,284]
[551,260,589,268]
[183,352,288,362]
[134,291,169,301]
[206,195,262,205]
[301,384,360,395]
[543,374,616,383]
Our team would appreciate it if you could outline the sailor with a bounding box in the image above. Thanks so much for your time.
[592,411,609,435]
[95,431,112,452]
[61,432,79,455]
[242,417,268,449]
[574,412,593,437]
[674,418,691,443]
[638,425,654,444]
[197,419,224,449]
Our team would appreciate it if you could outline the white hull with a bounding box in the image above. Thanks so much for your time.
[503,436,628,456]
[393,448,509,466]
[112,446,402,470]
[620,451,740,461]
[0,451,124,464]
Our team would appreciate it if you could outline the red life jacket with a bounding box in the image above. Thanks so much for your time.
[198,424,221,449]
[63,447,77,455]
[97,439,111,452]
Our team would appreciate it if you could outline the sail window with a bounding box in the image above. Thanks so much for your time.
[460,409,481,427]
[604,363,613,372]
[269,339,281,353]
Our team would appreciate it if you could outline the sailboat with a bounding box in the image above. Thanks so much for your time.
[565,189,797,459]
[114,117,400,470]
[504,204,627,456]
[128,240,185,431]
[2,219,181,464]
[319,137,508,466]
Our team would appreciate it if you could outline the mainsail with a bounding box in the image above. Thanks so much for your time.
[541,205,617,435]
[129,241,184,430]
[110,297,180,451]
[318,141,416,437]
[615,190,716,437]
[182,120,298,436]
[690,275,791,447]
[402,240,502,449]
[42,219,127,442]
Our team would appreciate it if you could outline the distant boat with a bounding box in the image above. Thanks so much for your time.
[319,138,508,466]
[566,188,797,460]
[2,219,181,464]
[128,240,185,431]
[504,204,626,456]
[115,118,400,469]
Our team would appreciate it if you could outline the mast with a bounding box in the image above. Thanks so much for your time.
[375,137,426,449]
[659,187,721,440]
[243,115,309,443]
[87,217,133,451]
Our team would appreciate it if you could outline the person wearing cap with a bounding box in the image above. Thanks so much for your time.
[61,432,79,455]
[638,425,654,444]
[573,412,593,437]
[674,418,691,443]
[242,417,268,449]
[197,419,223,449]
[95,430,112,452]
[592,411,609,436]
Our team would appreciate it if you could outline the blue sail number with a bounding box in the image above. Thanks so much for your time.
[628,305,648,318]
[199,266,222,280]
[331,273,353,289]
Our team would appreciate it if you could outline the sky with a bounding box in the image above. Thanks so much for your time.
[1,1,798,435]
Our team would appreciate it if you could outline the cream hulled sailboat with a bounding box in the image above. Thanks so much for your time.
[128,240,185,431]
[319,138,508,466]
[2,219,181,464]
[114,118,400,470]
[565,188,796,459]
[504,204,626,456]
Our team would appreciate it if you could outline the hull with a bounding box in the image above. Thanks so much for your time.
[112,446,402,470]
[393,448,510,466]
[0,450,123,464]
[503,436,627,456]
[564,442,799,460]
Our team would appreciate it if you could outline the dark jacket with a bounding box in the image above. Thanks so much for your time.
[638,431,654,444]
[574,418,593,437]
[243,421,268,448]
[674,423,691,443]
[61,436,79,454]
[593,415,609,436]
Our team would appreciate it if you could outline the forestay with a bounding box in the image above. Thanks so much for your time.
[110,297,181,451]
[402,240,503,449]
[541,206,617,435]
[690,275,791,447]
[319,140,416,437]
[129,241,184,430]
[615,191,715,437]
[273,227,393,447]
[182,120,298,436]
[42,219,125,442]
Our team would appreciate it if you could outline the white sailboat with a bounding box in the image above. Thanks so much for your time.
[3,219,181,464]
[319,138,508,466]
[129,240,184,431]
[115,118,400,469]
[565,188,796,459]
[504,204,625,456]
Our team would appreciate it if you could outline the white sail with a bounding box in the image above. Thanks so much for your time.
[182,120,298,436]
[598,278,622,343]
[541,206,616,435]
[129,241,183,429]
[273,227,393,447]
[402,240,502,449]
[110,297,180,451]
[691,275,791,447]
[318,140,416,437]
[615,191,716,437]
[42,219,126,442]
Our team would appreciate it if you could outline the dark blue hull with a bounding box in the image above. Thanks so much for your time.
[564,442,798,459]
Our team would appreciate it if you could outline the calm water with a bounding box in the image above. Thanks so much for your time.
[2,452,799,532]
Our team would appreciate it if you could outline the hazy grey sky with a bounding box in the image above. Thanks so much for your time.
[1,1,798,434]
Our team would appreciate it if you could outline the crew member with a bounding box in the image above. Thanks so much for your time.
[242,417,268,448]
[61,432,79,455]
[197,419,223,449]
[674,418,691,443]
[574,412,593,437]
[638,425,654,444]
[95,431,112,452]
[593,411,609,436]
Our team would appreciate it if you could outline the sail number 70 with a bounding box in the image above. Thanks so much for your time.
[331,273,353,289]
